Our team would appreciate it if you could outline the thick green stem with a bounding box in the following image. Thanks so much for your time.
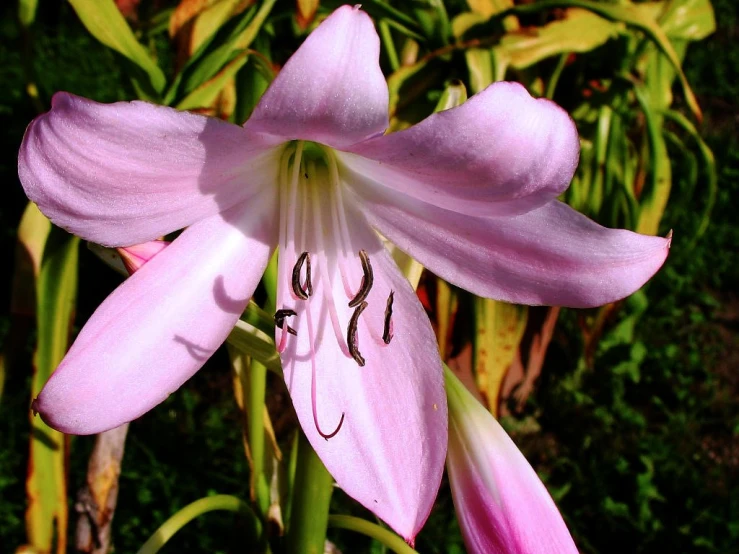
[248,359,270,515]
[284,432,333,554]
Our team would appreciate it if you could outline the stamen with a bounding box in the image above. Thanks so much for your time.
[291,251,312,299]
[317,412,345,440]
[348,250,373,308]
[274,309,298,336]
[304,274,346,441]
[347,301,368,367]
[383,290,395,345]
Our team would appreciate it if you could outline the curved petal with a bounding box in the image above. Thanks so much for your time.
[245,5,388,149]
[34,193,278,434]
[351,182,670,307]
[446,369,579,554]
[276,205,446,541]
[19,92,281,247]
[343,82,580,217]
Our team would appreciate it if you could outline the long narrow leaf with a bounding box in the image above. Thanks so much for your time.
[68,0,166,94]
[26,227,79,554]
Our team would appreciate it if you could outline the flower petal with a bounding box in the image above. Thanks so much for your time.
[34,194,277,434]
[277,214,446,541]
[19,92,281,247]
[343,82,580,216]
[446,368,579,554]
[352,183,670,307]
[245,5,388,149]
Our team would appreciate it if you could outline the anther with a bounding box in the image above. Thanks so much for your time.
[274,308,298,336]
[348,249,373,308]
[318,412,345,441]
[291,251,312,299]
[347,301,368,366]
[383,290,394,345]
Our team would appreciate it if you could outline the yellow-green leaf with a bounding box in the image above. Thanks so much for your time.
[176,50,249,111]
[474,298,527,416]
[190,0,251,53]
[19,0,39,27]
[227,319,282,374]
[68,0,166,94]
[637,0,715,41]
[466,0,513,18]
[499,0,703,120]
[499,8,622,69]
[26,227,79,554]
[296,0,320,29]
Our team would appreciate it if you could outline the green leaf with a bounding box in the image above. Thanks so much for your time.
[485,0,704,120]
[165,0,276,106]
[631,83,672,236]
[176,50,249,111]
[498,8,623,69]
[473,299,528,416]
[637,0,716,41]
[19,0,39,27]
[465,48,494,93]
[226,319,282,375]
[2,203,51,403]
[466,0,514,18]
[26,226,79,554]
[662,108,717,240]
[68,0,166,94]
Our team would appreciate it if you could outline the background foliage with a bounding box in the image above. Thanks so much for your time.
[0,0,736,553]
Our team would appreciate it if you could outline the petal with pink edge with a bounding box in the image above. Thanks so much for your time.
[446,368,579,554]
[19,92,281,247]
[276,209,446,541]
[343,82,580,217]
[245,5,388,149]
[351,182,670,308]
[34,194,277,435]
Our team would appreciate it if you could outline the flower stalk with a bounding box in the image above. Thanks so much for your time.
[284,431,334,554]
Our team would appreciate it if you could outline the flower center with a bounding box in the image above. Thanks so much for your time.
[274,141,394,440]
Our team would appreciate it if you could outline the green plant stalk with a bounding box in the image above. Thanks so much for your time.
[328,515,419,554]
[136,495,259,554]
[251,248,279,516]
[249,359,270,516]
[285,432,334,554]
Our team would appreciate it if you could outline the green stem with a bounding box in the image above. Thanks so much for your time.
[136,495,259,554]
[248,359,269,515]
[284,432,334,554]
[328,515,419,554]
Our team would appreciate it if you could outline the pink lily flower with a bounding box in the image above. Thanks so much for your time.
[18,5,669,540]
[446,368,579,553]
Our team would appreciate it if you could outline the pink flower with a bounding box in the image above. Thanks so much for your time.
[18,5,668,540]
[446,368,579,553]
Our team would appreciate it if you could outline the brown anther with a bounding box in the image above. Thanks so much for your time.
[318,412,346,440]
[382,290,395,345]
[274,308,298,336]
[347,301,368,366]
[291,251,312,299]
[348,249,373,308]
